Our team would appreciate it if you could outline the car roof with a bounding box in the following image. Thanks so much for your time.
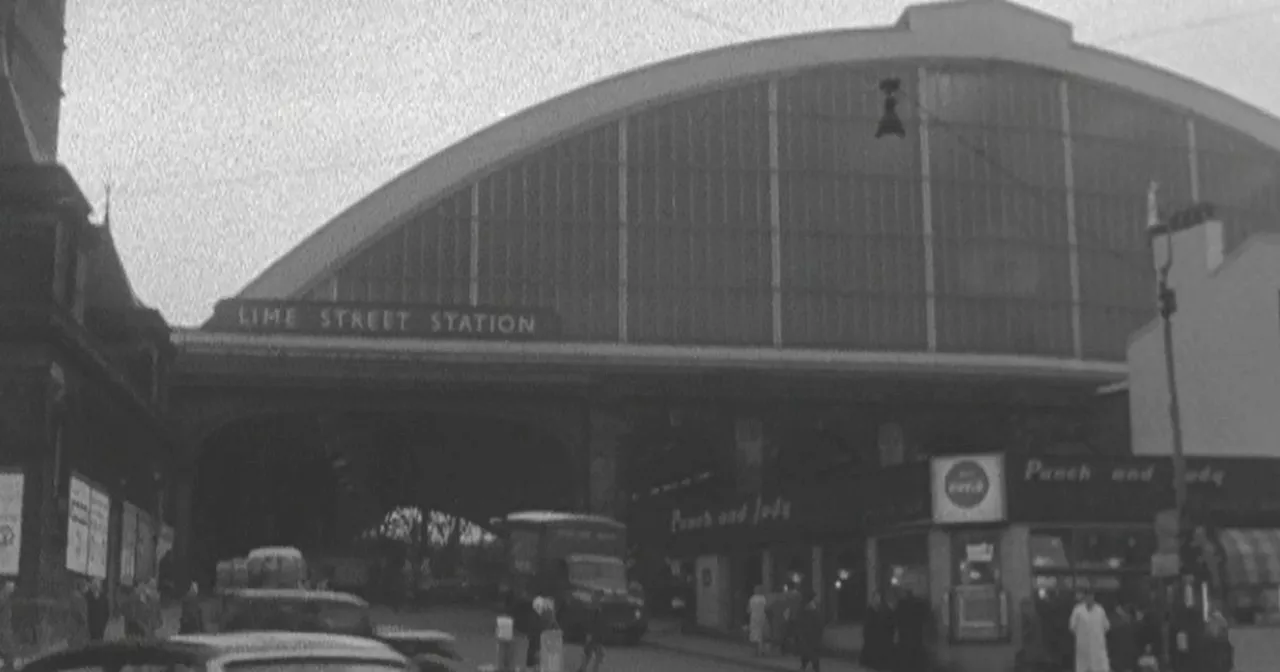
[503,511,624,528]
[23,633,402,671]
[247,546,305,558]
[224,588,369,606]
[375,628,456,642]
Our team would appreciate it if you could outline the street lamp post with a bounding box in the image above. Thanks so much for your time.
[1145,185,1216,670]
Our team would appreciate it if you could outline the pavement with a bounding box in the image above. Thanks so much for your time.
[370,605,868,672]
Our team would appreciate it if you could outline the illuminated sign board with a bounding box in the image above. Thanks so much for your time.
[206,299,560,341]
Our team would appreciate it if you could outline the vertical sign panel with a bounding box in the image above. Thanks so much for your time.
[120,503,137,585]
[86,488,110,579]
[135,510,155,584]
[0,472,23,576]
[65,475,90,574]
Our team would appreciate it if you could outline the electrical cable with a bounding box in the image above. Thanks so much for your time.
[634,0,1217,260]
[104,2,1270,209]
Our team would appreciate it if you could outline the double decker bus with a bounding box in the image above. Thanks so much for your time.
[493,511,647,644]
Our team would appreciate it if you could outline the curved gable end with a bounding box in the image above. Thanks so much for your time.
[230,0,1280,362]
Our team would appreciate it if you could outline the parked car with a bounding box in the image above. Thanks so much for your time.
[20,631,410,672]
[374,627,466,672]
[216,588,375,637]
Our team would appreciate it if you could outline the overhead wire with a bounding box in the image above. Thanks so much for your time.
[633,0,1229,246]
[100,1,1274,201]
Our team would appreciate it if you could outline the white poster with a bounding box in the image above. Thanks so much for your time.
[931,454,1007,525]
[0,472,24,576]
[65,475,91,574]
[135,510,155,584]
[86,488,110,579]
[120,503,137,585]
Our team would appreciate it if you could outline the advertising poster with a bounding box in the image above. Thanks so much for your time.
[931,454,1007,525]
[135,509,155,584]
[86,488,110,579]
[0,472,24,576]
[120,503,137,586]
[65,475,91,574]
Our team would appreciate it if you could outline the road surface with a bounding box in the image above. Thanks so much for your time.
[370,605,747,671]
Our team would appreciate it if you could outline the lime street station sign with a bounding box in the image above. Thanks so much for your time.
[207,299,561,341]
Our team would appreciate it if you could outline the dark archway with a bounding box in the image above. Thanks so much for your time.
[190,409,575,583]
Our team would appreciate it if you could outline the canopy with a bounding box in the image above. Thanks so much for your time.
[1219,529,1280,586]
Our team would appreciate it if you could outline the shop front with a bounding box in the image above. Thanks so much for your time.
[864,453,1280,672]
[658,480,862,640]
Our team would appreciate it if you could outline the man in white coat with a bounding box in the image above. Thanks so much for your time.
[1069,591,1111,672]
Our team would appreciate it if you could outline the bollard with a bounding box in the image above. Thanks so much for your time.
[539,628,563,672]
[495,615,516,672]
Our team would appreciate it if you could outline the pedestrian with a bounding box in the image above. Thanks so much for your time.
[576,595,605,672]
[891,588,930,672]
[179,582,204,634]
[795,593,824,672]
[121,585,151,638]
[748,585,769,657]
[1069,591,1110,672]
[860,592,893,671]
[1107,604,1137,672]
[0,581,16,672]
[85,579,110,642]
[525,595,555,669]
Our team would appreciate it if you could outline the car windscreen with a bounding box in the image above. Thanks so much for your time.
[220,598,373,636]
[225,660,405,672]
[568,557,628,592]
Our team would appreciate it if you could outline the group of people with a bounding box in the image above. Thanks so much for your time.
[1066,590,1232,672]
[746,584,826,672]
[858,589,934,672]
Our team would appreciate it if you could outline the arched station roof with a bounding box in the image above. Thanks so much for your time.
[237,0,1280,300]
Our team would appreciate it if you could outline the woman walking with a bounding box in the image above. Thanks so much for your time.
[748,585,769,657]
[795,593,825,672]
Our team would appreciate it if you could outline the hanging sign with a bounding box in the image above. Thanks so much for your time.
[65,475,91,574]
[931,454,1007,525]
[0,472,24,576]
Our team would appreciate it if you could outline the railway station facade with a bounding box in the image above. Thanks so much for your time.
[168,2,1280,668]
[7,0,1280,668]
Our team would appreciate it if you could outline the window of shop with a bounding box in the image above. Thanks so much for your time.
[772,546,810,593]
[1029,527,1154,666]
[826,545,867,623]
[878,533,929,598]
[952,529,1002,586]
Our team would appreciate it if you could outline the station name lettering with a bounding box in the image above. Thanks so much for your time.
[670,496,792,534]
[235,305,539,337]
[1022,459,1225,487]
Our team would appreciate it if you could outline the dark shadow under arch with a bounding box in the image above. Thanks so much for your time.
[190,409,576,581]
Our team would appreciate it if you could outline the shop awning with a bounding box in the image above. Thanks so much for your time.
[1220,529,1280,586]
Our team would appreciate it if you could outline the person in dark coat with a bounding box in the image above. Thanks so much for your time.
[861,592,894,671]
[892,589,931,672]
[795,594,825,672]
[0,582,15,672]
[179,582,205,634]
[1107,604,1138,672]
[85,580,110,642]
[576,596,605,672]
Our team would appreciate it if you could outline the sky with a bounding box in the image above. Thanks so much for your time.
[58,0,1280,327]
